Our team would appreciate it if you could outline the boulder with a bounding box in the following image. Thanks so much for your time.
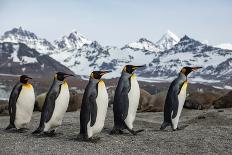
[213,91,232,109]
[0,100,8,116]
[139,91,166,112]
[34,92,47,112]
[107,87,116,107]
[67,90,83,112]
[35,91,83,112]
[184,92,221,110]
[138,89,151,112]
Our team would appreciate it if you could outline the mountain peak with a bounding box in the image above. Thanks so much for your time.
[3,27,38,40]
[0,27,55,54]
[54,30,91,50]
[123,38,160,52]
[156,30,180,51]
[165,30,180,41]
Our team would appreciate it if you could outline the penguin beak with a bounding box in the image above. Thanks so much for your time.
[191,67,202,72]
[132,65,146,70]
[64,74,74,78]
[26,76,32,80]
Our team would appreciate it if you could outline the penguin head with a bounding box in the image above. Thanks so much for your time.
[90,71,111,79]
[20,75,32,84]
[180,67,202,76]
[55,72,74,81]
[123,65,146,74]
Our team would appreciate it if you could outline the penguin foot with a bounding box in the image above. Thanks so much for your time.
[44,130,56,137]
[129,129,144,135]
[110,128,123,135]
[87,137,101,143]
[17,128,29,133]
[172,127,181,131]
[5,124,15,130]
[160,122,171,130]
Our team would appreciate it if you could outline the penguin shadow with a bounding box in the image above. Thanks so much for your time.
[3,128,29,133]
[31,132,63,139]
[68,135,102,144]
[151,124,189,132]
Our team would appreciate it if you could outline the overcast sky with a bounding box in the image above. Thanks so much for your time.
[0,0,231,46]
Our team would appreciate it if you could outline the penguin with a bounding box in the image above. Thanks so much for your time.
[160,67,202,131]
[78,71,111,141]
[111,65,145,135]
[32,72,73,135]
[6,75,35,131]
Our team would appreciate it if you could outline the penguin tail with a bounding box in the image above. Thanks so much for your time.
[32,126,43,134]
[5,123,15,130]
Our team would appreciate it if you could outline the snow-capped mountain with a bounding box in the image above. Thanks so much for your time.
[54,30,92,51]
[0,42,74,77]
[122,38,160,52]
[0,27,55,54]
[141,35,232,84]
[214,43,232,50]
[155,30,180,51]
[0,27,231,87]
[50,40,154,78]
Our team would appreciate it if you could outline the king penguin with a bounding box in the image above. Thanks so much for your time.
[78,71,111,141]
[111,65,145,135]
[32,72,73,135]
[160,66,202,131]
[6,75,35,131]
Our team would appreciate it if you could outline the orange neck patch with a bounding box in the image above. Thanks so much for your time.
[63,81,68,87]
[131,74,137,79]
[23,83,32,88]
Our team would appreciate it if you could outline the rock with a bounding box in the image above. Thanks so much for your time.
[35,91,83,112]
[214,91,232,109]
[184,92,221,110]
[67,90,83,112]
[139,91,166,112]
[138,89,151,112]
[107,87,116,107]
[34,92,47,112]
[0,100,8,116]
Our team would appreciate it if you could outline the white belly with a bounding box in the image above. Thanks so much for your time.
[87,81,108,138]
[44,84,70,131]
[171,82,188,129]
[125,75,140,130]
[15,85,35,129]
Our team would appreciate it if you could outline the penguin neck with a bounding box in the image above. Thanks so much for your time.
[54,78,65,85]
[178,72,187,81]
[121,71,132,79]
[89,77,99,84]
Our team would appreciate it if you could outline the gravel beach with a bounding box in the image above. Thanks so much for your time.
[0,108,232,155]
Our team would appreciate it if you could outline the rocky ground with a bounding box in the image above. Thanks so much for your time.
[0,108,232,155]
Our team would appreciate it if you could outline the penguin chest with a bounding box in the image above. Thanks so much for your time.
[15,84,35,129]
[45,83,70,130]
[88,81,108,137]
[125,75,140,129]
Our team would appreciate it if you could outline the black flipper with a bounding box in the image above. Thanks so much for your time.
[90,94,97,127]
[6,83,22,130]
